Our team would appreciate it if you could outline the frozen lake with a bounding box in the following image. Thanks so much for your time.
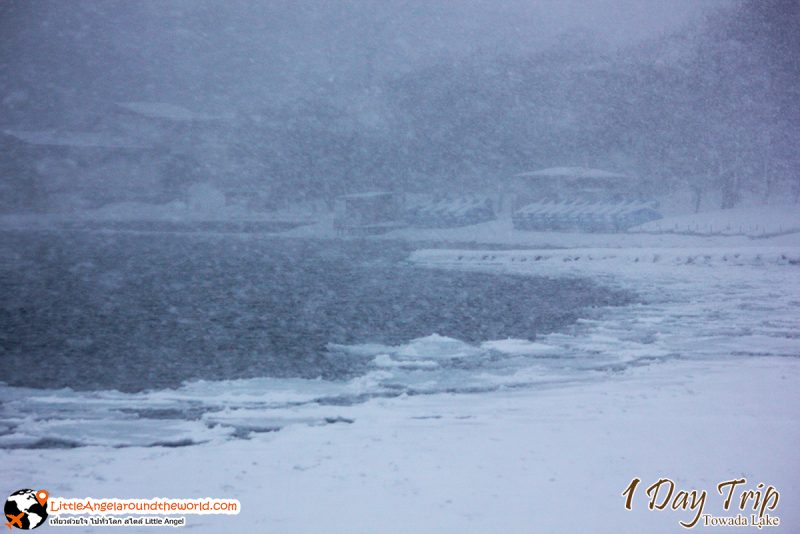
[0,230,630,393]
[1,230,796,454]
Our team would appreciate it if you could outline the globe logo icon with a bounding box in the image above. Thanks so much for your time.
[4,489,48,530]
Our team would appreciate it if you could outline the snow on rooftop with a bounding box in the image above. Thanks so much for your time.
[118,102,233,121]
[3,129,151,149]
[515,167,632,180]
[515,200,656,217]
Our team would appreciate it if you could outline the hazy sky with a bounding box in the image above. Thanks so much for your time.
[0,0,720,119]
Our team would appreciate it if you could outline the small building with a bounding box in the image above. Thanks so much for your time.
[511,167,640,206]
[512,200,661,232]
[403,194,496,228]
[333,192,404,236]
[510,167,662,232]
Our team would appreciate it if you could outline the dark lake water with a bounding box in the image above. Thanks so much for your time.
[0,230,631,392]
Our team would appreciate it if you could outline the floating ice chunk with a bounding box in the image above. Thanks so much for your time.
[481,338,561,356]
[327,342,394,357]
[202,408,352,433]
[331,334,481,361]
[344,370,395,393]
[0,433,46,449]
[396,334,482,360]
[153,376,348,405]
[0,418,232,448]
[372,354,439,369]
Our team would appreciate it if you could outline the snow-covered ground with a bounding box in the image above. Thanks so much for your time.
[3,357,796,533]
[630,206,800,238]
[1,207,798,532]
[283,206,800,249]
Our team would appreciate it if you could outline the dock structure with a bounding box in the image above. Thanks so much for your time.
[510,167,662,232]
[512,200,661,232]
[403,195,495,228]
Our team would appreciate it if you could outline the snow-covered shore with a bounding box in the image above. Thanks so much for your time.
[4,203,800,248]
[2,357,797,533]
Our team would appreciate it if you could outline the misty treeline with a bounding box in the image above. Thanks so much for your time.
[386,0,799,210]
[0,0,797,212]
